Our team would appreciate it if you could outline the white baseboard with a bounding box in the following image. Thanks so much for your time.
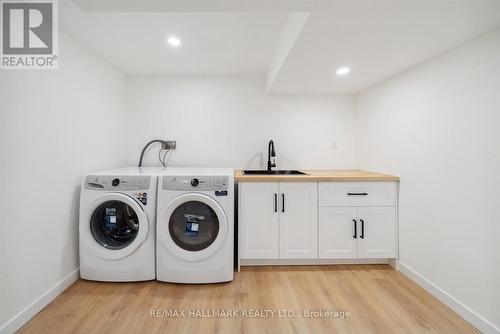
[240,258,389,266]
[0,268,80,334]
[398,261,499,334]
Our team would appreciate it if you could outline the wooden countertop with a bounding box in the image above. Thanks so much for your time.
[235,169,399,182]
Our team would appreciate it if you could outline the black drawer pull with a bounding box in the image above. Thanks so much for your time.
[360,219,365,239]
[274,193,277,212]
[347,192,368,196]
[353,219,357,239]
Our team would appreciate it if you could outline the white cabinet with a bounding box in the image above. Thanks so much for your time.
[239,182,279,259]
[318,207,357,258]
[239,180,397,263]
[319,182,397,259]
[239,182,317,260]
[357,207,396,258]
[319,206,396,259]
[279,182,317,259]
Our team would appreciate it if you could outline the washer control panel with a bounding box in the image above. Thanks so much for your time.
[163,175,229,191]
[85,175,151,191]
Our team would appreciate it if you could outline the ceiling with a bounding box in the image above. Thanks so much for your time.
[61,1,288,75]
[268,1,500,94]
[65,0,500,95]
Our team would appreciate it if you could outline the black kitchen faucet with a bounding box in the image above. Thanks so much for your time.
[267,140,276,172]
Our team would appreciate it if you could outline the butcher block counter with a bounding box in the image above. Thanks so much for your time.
[235,169,399,182]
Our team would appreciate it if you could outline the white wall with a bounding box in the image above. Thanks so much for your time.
[356,29,500,332]
[126,75,357,169]
[0,91,5,327]
[0,31,127,333]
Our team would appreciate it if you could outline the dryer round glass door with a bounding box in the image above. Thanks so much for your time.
[158,193,228,262]
[168,201,219,252]
[86,193,149,260]
[90,200,139,250]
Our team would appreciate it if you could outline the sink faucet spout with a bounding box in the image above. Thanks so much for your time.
[268,140,276,172]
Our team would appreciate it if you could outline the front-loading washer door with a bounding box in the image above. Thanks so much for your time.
[87,193,148,260]
[158,193,228,262]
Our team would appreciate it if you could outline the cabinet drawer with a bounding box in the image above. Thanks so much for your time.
[319,182,396,207]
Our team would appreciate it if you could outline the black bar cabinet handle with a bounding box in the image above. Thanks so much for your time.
[282,193,285,213]
[347,192,368,196]
[353,219,357,239]
[360,219,365,239]
[274,193,277,212]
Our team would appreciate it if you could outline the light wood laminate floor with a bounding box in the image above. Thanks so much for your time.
[19,265,478,334]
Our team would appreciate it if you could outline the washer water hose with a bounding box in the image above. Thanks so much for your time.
[138,139,168,167]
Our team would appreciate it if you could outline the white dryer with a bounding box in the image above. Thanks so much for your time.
[79,167,164,282]
[156,168,234,283]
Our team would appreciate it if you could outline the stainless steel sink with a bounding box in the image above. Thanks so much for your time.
[243,170,307,175]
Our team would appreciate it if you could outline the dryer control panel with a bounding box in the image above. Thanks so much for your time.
[85,175,151,191]
[163,175,229,191]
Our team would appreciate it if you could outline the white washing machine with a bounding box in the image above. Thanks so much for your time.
[79,167,164,282]
[156,168,234,283]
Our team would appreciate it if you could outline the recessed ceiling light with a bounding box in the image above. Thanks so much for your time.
[336,67,351,76]
[167,36,181,48]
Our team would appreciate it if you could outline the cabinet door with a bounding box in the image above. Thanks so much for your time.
[357,207,396,258]
[319,207,357,259]
[279,182,318,259]
[239,182,279,259]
